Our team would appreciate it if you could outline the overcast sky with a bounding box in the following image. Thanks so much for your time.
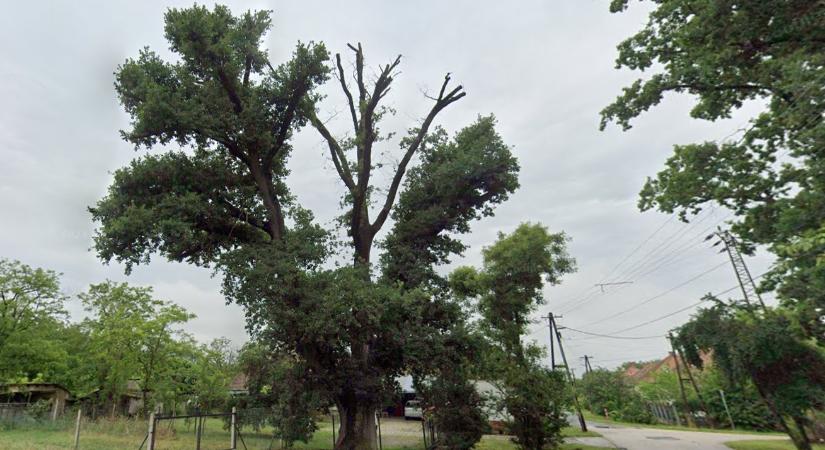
[0,0,774,375]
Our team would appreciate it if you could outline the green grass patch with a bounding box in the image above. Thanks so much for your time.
[562,426,601,438]
[0,417,612,450]
[725,439,825,450]
[583,410,785,436]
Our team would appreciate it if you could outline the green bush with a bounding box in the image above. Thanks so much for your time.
[419,373,488,450]
[581,368,654,424]
[503,366,568,450]
[613,395,655,424]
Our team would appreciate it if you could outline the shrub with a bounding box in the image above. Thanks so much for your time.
[503,366,568,450]
[419,373,488,450]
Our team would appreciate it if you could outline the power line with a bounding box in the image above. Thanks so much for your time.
[591,354,665,364]
[619,209,724,282]
[580,260,729,328]
[551,214,676,312]
[560,209,724,315]
[611,207,718,283]
[606,272,767,335]
[629,215,730,280]
[563,327,664,340]
[560,219,725,316]
[607,299,708,335]
[557,75,822,322]
[601,214,677,283]
[590,73,824,313]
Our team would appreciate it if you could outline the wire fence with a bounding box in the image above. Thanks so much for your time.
[140,407,291,450]
[0,402,440,450]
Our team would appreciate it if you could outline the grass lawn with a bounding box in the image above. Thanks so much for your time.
[0,417,610,450]
[725,440,825,450]
[562,425,601,438]
[582,410,785,436]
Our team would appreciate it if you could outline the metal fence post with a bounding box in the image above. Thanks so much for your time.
[73,409,82,450]
[230,407,237,450]
[719,389,735,429]
[376,411,382,450]
[331,412,336,446]
[147,412,156,450]
[421,417,427,449]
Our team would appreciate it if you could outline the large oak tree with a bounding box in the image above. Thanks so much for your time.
[450,223,575,450]
[91,6,518,448]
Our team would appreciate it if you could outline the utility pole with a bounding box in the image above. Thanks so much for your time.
[710,229,767,311]
[580,355,593,374]
[544,313,557,369]
[552,315,588,432]
[668,333,695,428]
[672,340,717,428]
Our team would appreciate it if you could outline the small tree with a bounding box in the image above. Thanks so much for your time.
[675,303,825,450]
[0,259,66,349]
[416,368,488,450]
[235,340,322,447]
[413,323,489,450]
[501,358,569,450]
[189,337,238,411]
[451,223,575,450]
[80,281,193,415]
[581,368,654,424]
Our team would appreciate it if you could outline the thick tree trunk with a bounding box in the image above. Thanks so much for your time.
[792,416,812,450]
[754,382,811,450]
[352,221,373,267]
[335,398,377,450]
[332,206,378,449]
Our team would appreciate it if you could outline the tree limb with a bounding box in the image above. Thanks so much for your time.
[264,81,307,170]
[215,66,244,114]
[243,54,252,88]
[371,74,465,232]
[356,54,403,226]
[335,53,360,133]
[249,163,286,241]
[665,82,791,103]
[348,43,367,109]
[310,114,356,192]
[218,197,272,237]
[346,43,368,185]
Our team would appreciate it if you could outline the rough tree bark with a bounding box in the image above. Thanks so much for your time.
[754,381,811,450]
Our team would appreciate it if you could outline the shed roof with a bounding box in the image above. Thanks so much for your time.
[0,383,70,393]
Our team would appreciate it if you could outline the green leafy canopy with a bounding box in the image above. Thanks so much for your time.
[602,0,825,341]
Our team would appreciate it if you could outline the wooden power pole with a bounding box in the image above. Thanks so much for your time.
[671,342,716,428]
[581,355,593,374]
[669,333,696,428]
[545,313,557,369]
[550,314,588,432]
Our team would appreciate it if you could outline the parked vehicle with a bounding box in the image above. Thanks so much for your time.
[404,400,423,420]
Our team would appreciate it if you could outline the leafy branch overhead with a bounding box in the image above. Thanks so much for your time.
[105,5,330,246]
[602,0,825,341]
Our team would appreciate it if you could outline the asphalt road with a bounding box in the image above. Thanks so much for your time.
[575,421,789,450]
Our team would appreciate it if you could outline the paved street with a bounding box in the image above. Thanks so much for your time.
[570,421,789,450]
